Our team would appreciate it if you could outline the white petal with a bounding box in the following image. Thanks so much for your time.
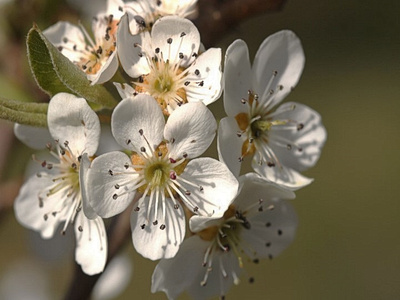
[217,117,243,178]
[131,196,186,260]
[97,124,123,155]
[151,16,200,67]
[269,102,327,171]
[185,48,222,105]
[92,254,132,300]
[14,174,68,239]
[165,102,216,159]
[47,93,100,156]
[43,22,86,63]
[151,235,208,300]
[223,39,252,117]
[187,251,241,300]
[111,94,165,152]
[117,14,151,78]
[178,157,238,218]
[88,50,119,85]
[113,82,137,99]
[80,154,97,219]
[235,175,298,259]
[88,151,138,218]
[252,30,305,107]
[13,123,52,150]
[253,160,313,190]
[74,213,107,275]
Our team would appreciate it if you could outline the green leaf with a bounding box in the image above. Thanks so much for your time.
[0,97,47,127]
[26,25,118,110]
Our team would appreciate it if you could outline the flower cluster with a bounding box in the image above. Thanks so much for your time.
[11,0,326,299]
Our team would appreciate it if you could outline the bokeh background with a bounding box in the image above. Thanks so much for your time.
[1,0,399,299]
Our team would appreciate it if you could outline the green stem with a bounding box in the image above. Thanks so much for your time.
[0,104,47,127]
[0,97,48,114]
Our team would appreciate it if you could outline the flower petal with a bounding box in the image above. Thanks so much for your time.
[111,94,165,153]
[117,14,151,78]
[43,22,86,63]
[14,174,68,239]
[113,82,137,99]
[13,123,52,150]
[178,157,238,218]
[47,93,100,156]
[252,30,305,108]
[88,50,119,85]
[151,235,208,299]
[269,102,327,171]
[165,102,216,159]
[236,174,298,259]
[217,117,244,178]
[185,47,222,105]
[74,213,107,275]
[252,160,314,190]
[87,151,138,218]
[151,16,200,67]
[80,153,97,219]
[130,196,186,260]
[223,39,252,117]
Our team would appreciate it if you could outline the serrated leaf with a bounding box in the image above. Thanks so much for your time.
[26,25,118,110]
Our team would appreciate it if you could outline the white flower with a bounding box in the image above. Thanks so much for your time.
[152,173,298,299]
[43,0,125,84]
[218,31,327,189]
[116,15,222,115]
[123,0,198,33]
[13,93,107,275]
[87,94,238,260]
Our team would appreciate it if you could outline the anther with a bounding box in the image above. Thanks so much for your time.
[199,186,204,192]
[140,146,146,152]
[126,139,131,145]
[155,47,160,53]
[198,81,204,87]
[297,123,304,131]
[170,138,175,144]
[277,229,283,236]
[134,16,146,28]
[184,81,190,86]
[60,149,65,156]
[167,38,173,44]
[43,214,48,221]
[114,184,120,189]
[273,70,278,76]
[108,170,114,176]
[192,53,198,58]
[113,193,118,200]
[141,224,146,229]
[240,98,247,104]
[174,204,179,209]
[169,158,176,163]
[183,152,188,158]
[179,52,184,59]
[153,220,158,225]
[170,171,177,180]
[287,144,292,150]
[134,207,140,212]
[185,190,191,196]
[194,206,199,212]
[195,69,200,76]
[78,226,83,232]
[267,162,275,167]
[160,224,166,230]
[124,163,129,169]
[266,242,271,247]
[249,277,255,283]
[139,129,144,135]
[180,32,186,37]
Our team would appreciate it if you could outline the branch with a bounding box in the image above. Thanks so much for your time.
[194,0,287,47]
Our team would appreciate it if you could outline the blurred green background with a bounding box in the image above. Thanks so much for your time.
[1,0,400,299]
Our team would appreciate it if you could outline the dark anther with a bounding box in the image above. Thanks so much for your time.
[267,162,275,167]
[114,184,120,189]
[195,69,200,76]
[108,170,114,176]
[113,194,118,200]
[153,220,158,225]
[179,52,184,59]
[167,38,173,44]
[297,123,304,131]
[141,224,146,229]
[160,224,166,230]
[140,146,146,152]
[180,32,186,37]
[78,226,83,232]
[134,207,140,212]
[155,47,160,53]
[174,204,179,209]
[139,129,144,135]
[184,81,190,86]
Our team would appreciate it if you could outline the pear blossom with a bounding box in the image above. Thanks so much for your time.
[116,15,222,115]
[43,0,125,84]
[123,0,198,33]
[152,173,298,299]
[87,94,238,260]
[14,93,107,275]
[218,31,327,189]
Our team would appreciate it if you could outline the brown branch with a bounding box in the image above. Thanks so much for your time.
[194,0,287,47]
